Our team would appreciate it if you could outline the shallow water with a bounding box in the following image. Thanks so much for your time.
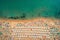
[0,0,60,19]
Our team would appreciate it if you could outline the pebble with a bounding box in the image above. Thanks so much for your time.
[3,22,10,27]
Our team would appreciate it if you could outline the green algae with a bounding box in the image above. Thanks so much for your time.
[0,26,2,28]
[0,32,2,35]
[57,32,60,36]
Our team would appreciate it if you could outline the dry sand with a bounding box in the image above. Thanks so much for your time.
[0,17,60,40]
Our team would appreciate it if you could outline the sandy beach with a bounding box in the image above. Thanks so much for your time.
[0,18,60,40]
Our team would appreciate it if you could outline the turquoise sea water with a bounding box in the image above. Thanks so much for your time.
[0,0,60,19]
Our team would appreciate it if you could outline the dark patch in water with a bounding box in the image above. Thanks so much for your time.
[55,11,60,19]
[38,13,41,17]
[0,11,3,17]
[20,13,26,19]
[8,16,19,19]
[7,13,26,19]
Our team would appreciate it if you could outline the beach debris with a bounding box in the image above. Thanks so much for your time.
[3,22,10,27]
[0,22,2,28]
